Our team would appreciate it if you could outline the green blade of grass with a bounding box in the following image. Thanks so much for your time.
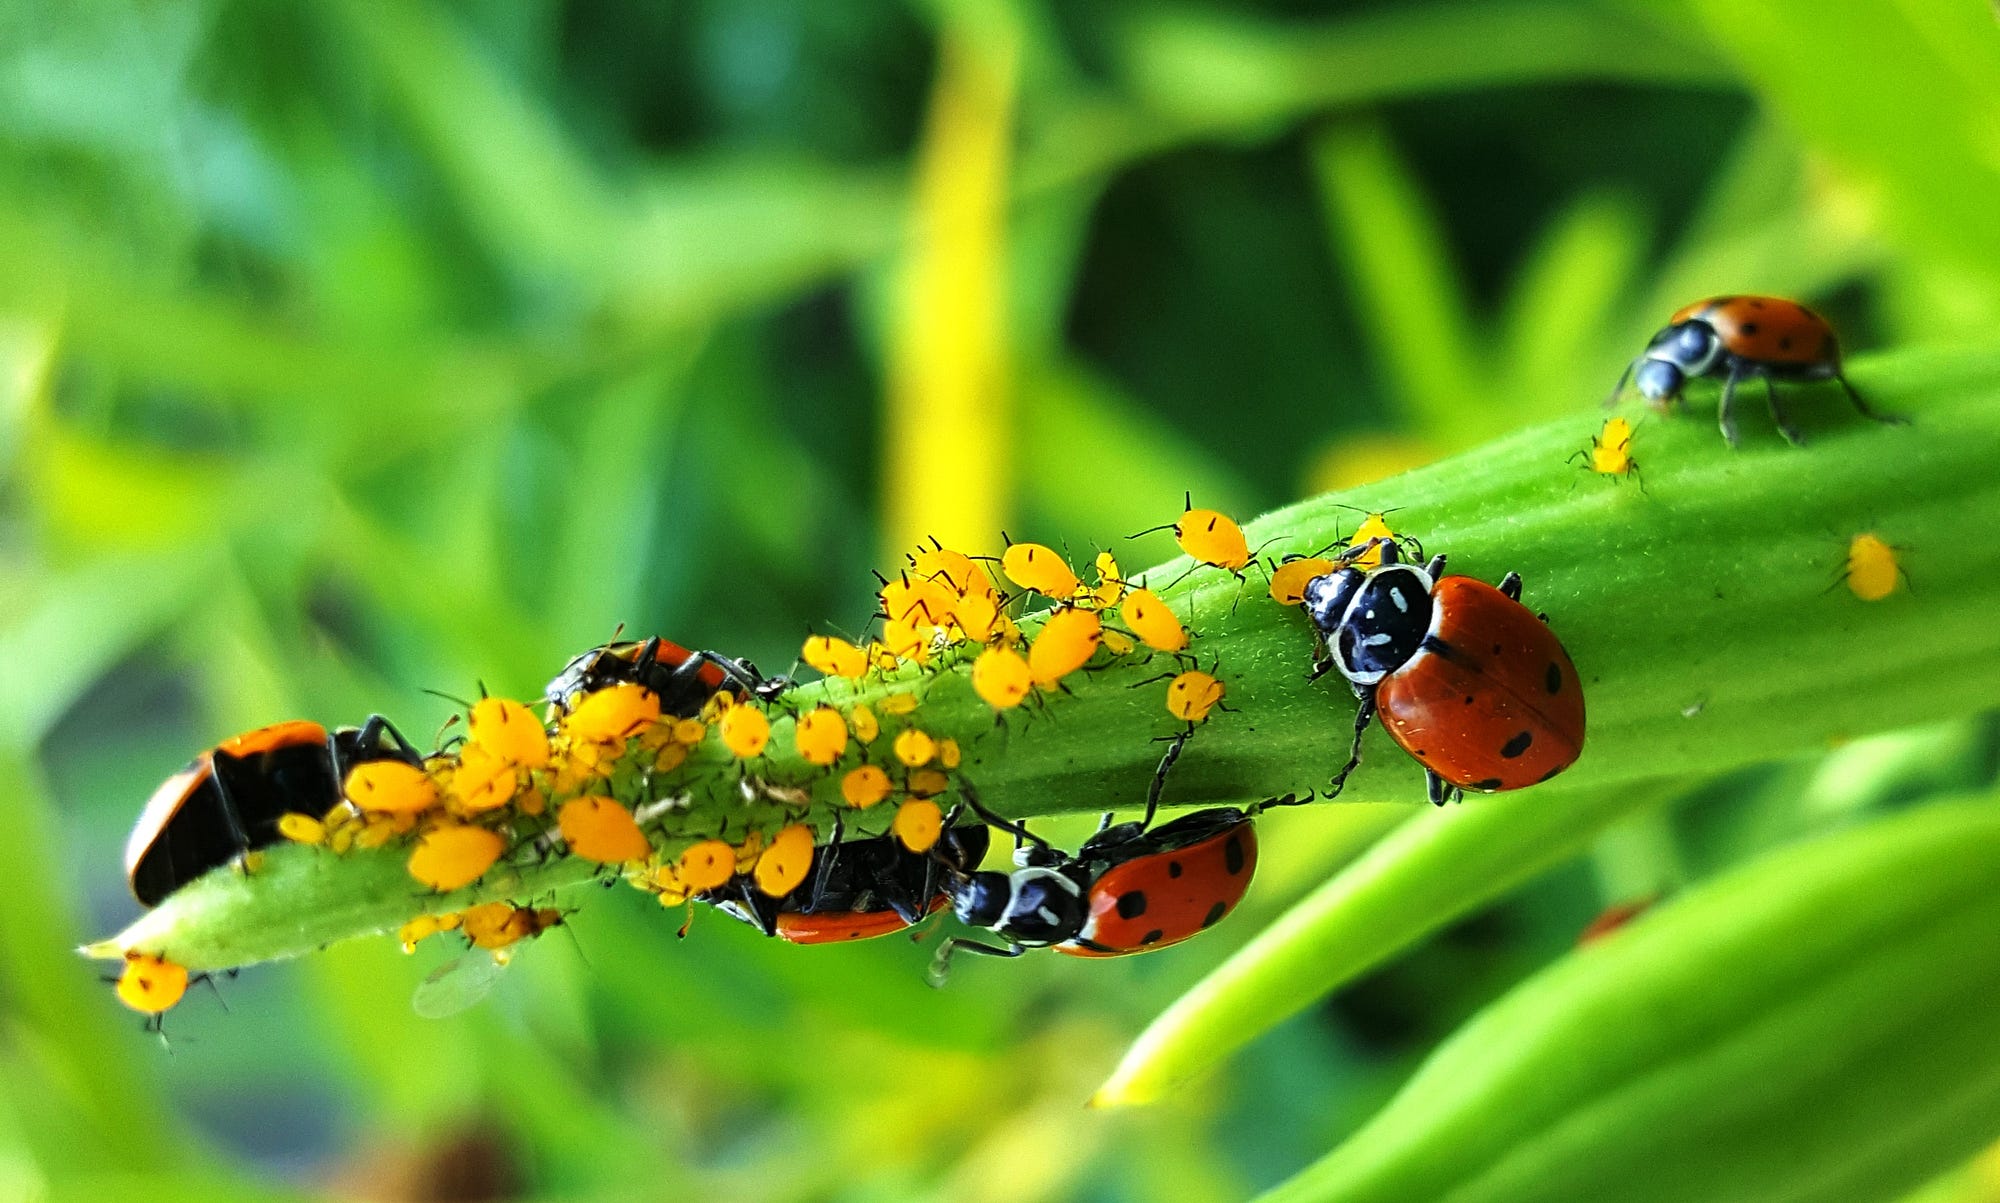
[1257,796,2000,1203]
[86,343,2000,971]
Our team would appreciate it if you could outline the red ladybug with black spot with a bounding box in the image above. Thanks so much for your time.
[930,735,1287,979]
[1610,294,1903,445]
[706,821,992,944]
[1303,538,1585,805]
[126,716,423,908]
[544,635,787,717]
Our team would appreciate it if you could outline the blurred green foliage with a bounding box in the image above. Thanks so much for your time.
[3,2,1998,1201]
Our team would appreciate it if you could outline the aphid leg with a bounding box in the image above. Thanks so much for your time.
[1327,694,1378,796]
[1835,372,1907,427]
[1717,361,1744,446]
[1498,572,1523,601]
[928,937,1027,986]
[1605,360,1634,408]
[1764,376,1806,447]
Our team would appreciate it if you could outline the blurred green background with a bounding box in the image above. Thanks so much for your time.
[5,2,2000,1200]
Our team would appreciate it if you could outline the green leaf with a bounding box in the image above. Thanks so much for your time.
[1256,796,2000,1203]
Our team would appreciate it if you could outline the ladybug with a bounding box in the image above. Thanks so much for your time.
[544,636,788,717]
[1611,294,1902,446]
[707,822,991,944]
[1303,538,1585,805]
[125,716,423,907]
[931,735,1284,978]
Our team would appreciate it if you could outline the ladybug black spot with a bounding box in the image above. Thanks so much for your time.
[1501,732,1533,759]
[1203,901,1229,928]
[1545,663,1562,694]
[1224,833,1247,875]
[1749,298,1766,308]
[1778,336,1793,351]
[1167,860,1183,878]
[1491,643,1503,655]
[1464,695,1476,705]
[1741,321,1760,336]
[1117,891,1149,920]
[1140,929,1165,945]
[1473,778,1504,791]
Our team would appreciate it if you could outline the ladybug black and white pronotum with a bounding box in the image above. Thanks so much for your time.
[1304,538,1585,806]
[707,821,992,944]
[544,636,787,717]
[931,735,1272,980]
[1610,294,1902,445]
[125,716,423,907]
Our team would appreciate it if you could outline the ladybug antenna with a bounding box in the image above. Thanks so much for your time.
[956,781,1049,852]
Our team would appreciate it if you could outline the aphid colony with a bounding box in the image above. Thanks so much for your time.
[110,513,1264,1021]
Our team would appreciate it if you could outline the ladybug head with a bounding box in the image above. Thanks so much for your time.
[949,870,1015,928]
[1303,567,1367,635]
[1634,358,1685,403]
[1637,321,1721,400]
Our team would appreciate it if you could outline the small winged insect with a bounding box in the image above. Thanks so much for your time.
[410,902,566,1018]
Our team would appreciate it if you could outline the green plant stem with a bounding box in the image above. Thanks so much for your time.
[88,344,2000,971]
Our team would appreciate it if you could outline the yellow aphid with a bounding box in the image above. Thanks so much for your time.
[912,546,993,598]
[345,761,440,815]
[1846,533,1903,601]
[794,706,849,766]
[868,641,902,672]
[516,787,546,817]
[877,617,932,664]
[803,634,870,679]
[448,744,518,815]
[239,849,267,876]
[849,704,880,744]
[467,697,550,769]
[1102,629,1137,656]
[651,742,689,774]
[1167,671,1226,723]
[755,824,816,898]
[878,692,921,717]
[907,768,949,798]
[1120,588,1188,653]
[398,911,463,953]
[894,728,937,767]
[355,812,417,850]
[1347,512,1398,570]
[1581,416,1637,476]
[973,646,1033,710]
[559,796,651,863]
[953,590,1006,643]
[733,829,766,871]
[641,862,691,907]
[1089,551,1126,608]
[1002,542,1081,597]
[881,575,957,630]
[461,902,562,951]
[329,822,359,855]
[676,840,737,892]
[1028,607,1103,686]
[892,799,944,853]
[277,813,326,846]
[564,683,662,745]
[406,824,506,892]
[938,738,962,770]
[116,952,189,1015]
[1270,557,1337,607]
[719,704,771,758]
[842,764,893,808]
[671,718,707,745]
[1178,509,1251,570]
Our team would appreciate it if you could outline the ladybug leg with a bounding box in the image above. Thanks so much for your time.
[1834,372,1907,428]
[1327,693,1379,796]
[1498,572,1523,601]
[1139,730,1193,830]
[734,878,779,938]
[1423,554,1447,581]
[808,813,845,907]
[354,714,424,766]
[1424,771,1459,807]
[1716,361,1744,446]
[927,937,1025,987]
[1763,377,1806,447]
[959,782,1052,853]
